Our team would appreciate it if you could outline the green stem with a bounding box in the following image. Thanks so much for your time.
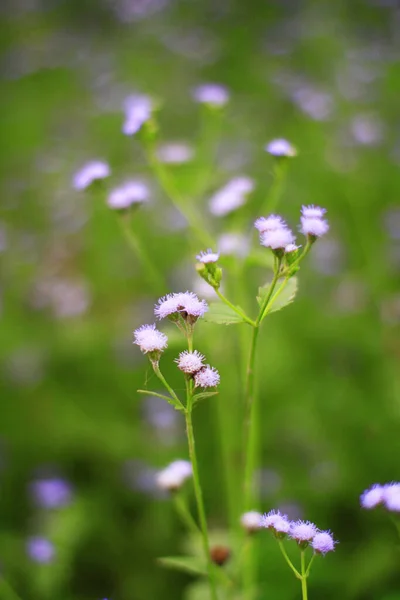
[174,493,201,536]
[301,551,308,600]
[257,263,283,324]
[153,365,185,410]
[185,389,218,600]
[261,161,288,215]
[119,215,166,291]
[144,130,213,247]
[305,553,315,578]
[215,289,256,327]
[278,541,301,579]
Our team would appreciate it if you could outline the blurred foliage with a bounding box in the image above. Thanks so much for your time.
[1,0,400,599]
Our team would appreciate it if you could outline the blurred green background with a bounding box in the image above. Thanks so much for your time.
[1,0,400,598]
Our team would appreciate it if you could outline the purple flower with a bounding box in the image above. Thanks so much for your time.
[260,227,295,250]
[383,483,400,512]
[30,477,73,509]
[360,484,385,509]
[289,520,318,543]
[300,205,329,238]
[122,94,153,135]
[254,214,287,233]
[175,350,205,374]
[192,83,230,107]
[265,138,297,157]
[261,510,291,535]
[107,180,149,210]
[311,530,337,555]
[133,324,168,354]
[156,142,194,164]
[155,292,208,320]
[194,365,220,388]
[73,161,110,190]
[196,249,220,264]
[26,537,55,563]
[209,177,254,217]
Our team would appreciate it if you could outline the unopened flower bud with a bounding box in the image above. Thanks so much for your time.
[210,545,231,566]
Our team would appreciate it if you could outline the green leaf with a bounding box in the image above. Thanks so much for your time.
[257,277,298,319]
[137,390,185,412]
[192,391,219,406]
[204,303,246,325]
[157,556,207,576]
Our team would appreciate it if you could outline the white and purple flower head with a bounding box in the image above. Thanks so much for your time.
[265,138,297,158]
[261,510,291,535]
[30,477,73,509]
[260,227,296,250]
[196,249,220,264]
[194,365,220,388]
[26,537,55,563]
[192,83,230,107]
[107,180,149,210]
[156,459,192,491]
[175,350,205,374]
[209,176,254,217]
[73,160,110,190]
[133,324,168,354]
[240,511,263,533]
[360,484,385,509]
[289,520,318,543]
[383,483,400,512]
[122,94,153,136]
[156,142,194,164]
[285,243,301,254]
[300,205,329,238]
[311,530,337,555]
[155,292,208,320]
[254,214,287,233]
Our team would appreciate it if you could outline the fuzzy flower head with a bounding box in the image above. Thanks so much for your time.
[265,138,297,158]
[73,160,110,190]
[192,83,230,107]
[26,537,55,563]
[197,249,220,264]
[312,530,337,555]
[300,205,329,239]
[261,510,291,538]
[209,177,254,217]
[156,142,194,164]
[254,214,286,234]
[194,365,220,388]
[133,324,168,361]
[383,483,400,512]
[107,180,149,210]
[360,484,385,509]
[241,511,263,533]
[175,350,205,374]
[156,459,192,492]
[285,243,301,254]
[30,477,73,509]
[155,292,208,325]
[122,94,153,136]
[260,227,295,250]
[290,520,318,546]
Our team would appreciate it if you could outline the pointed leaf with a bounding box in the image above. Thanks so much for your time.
[157,556,207,576]
[257,277,298,319]
[137,390,185,412]
[192,391,219,406]
[204,303,246,325]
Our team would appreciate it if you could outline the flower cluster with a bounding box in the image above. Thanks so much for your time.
[156,460,192,492]
[155,291,208,325]
[262,510,337,555]
[175,350,220,388]
[300,205,329,238]
[360,482,400,512]
[133,324,168,364]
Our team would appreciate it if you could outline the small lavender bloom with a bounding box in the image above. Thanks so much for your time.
[312,531,336,555]
[107,180,149,210]
[192,83,230,107]
[155,292,208,320]
[133,324,168,354]
[260,228,295,250]
[197,249,220,264]
[194,365,220,388]
[383,483,400,512]
[26,537,55,563]
[122,94,153,136]
[290,520,318,542]
[155,294,180,319]
[73,161,110,190]
[240,511,263,533]
[30,477,72,509]
[301,205,327,219]
[265,138,297,157]
[261,510,291,534]
[156,459,192,491]
[300,205,329,238]
[175,350,205,374]
[209,177,254,217]
[360,484,385,509]
[254,214,286,233]
[156,142,194,164]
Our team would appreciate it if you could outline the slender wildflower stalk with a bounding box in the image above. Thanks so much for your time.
[300,551,308,600]
[174,493,201,536]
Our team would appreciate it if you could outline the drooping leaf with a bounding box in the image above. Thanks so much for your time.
[157,556,207,576]
[204,303,246,325]
[257,277,298,320]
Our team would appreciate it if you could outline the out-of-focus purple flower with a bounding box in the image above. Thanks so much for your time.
[360,484,385,509]
[156,460,192,492]
[73,161,110,190]
[30,477,73,509]
[383,483,400,512]
[312,530,337,555]
[26,537,55,563]
[107,180,149,210]
[122,94,153,135]
[265,138,297,157]
[209,177,254,217]
[240,511,263,533]
[156,142,194,164]
[192,83,229,107]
